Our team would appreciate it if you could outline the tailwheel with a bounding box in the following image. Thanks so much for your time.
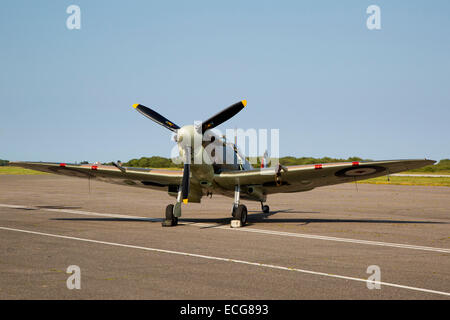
[234,204,248,226]
[162,204,178,227]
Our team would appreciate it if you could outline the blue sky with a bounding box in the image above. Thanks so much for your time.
[1,0,449,163]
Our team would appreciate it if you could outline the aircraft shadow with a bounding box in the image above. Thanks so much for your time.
[13,205,83,211]
[51,217,159,222]
[51,208,448,229]
[183,217,447,228]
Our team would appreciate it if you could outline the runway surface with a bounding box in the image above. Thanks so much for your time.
[0,175,449,299]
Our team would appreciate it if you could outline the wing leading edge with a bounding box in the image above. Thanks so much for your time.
[9,162,183,191]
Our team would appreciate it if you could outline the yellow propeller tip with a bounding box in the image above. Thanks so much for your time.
[242,100,247,107]
[183,199,188,204]
[132,103,139,109]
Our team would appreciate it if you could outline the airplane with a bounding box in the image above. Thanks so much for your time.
[10,100,435,227]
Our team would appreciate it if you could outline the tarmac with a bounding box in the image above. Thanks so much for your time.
[0,174,449,299]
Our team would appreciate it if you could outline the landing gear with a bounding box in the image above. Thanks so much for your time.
[231,205,237,218]
[231,185,247,226]
[162,188,183,227]
[261,202,270,214]
[162,204,178,227]
[234,204,248,225]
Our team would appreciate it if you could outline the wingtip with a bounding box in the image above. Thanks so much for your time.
[241,100,247,107]
[132,103,139,109]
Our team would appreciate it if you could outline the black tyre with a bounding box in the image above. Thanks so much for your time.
[262,205,270,213]
[165,204,174,220]
[162,204,177,227]
[235,204,248,226]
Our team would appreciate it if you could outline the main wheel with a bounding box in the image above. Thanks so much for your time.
[234,204,248,226]
[262,205,270,213]
[162,204,178,227]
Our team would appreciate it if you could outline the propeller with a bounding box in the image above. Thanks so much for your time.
[133,100,246,203]
[201,100,246,133]
[181,147,190,203]
[133,104,180,132]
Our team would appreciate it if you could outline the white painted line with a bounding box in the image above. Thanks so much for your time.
[0,204,159,221]
[0,225,449,297]
[0,204,31,209]
[46,208,161,222]
[1,203,449,253]
[0,203,158,221]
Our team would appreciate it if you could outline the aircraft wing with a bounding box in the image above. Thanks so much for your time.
[9,161,183,191]
[214,159,436,194]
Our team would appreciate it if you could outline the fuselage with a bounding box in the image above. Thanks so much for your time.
[173,125,256,202]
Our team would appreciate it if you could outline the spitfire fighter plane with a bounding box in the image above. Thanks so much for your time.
[11,100,435,227]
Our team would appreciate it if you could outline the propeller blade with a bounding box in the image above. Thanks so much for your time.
[181,147,190,203]
[133,104,180,132]
[201,100,246,133]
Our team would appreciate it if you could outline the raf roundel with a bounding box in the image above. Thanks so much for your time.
[334,165,386,178]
